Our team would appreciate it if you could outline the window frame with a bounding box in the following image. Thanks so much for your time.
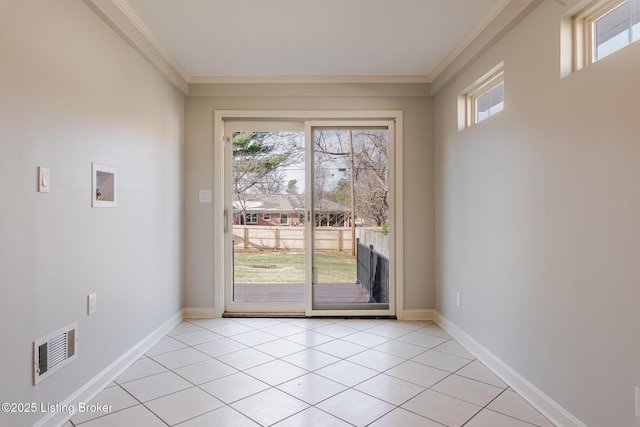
[263,213,271,221]
[464,67,505,128]
[280,213,289,225]
[246,213,258,224]
[574,0,639,69]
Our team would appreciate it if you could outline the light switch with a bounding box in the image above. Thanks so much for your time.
[88,293,97,315]
[38,167,50,193]
[199,190,212,203]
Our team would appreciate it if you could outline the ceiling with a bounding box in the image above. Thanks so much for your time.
[122,0,505,82]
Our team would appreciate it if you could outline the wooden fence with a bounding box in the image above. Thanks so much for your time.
[233,226,354,252]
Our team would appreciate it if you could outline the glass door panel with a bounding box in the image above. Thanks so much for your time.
[224,121,306,313]
[309,125,393,314]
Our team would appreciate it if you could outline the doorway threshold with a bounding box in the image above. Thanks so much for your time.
[222,312,397,320]
[222,312,306,318]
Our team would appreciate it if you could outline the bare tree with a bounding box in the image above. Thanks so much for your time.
[314,129,389,227]
[252,168,286,194]
[352,131,389,226]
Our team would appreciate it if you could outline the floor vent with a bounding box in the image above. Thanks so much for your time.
[33,322,78,385]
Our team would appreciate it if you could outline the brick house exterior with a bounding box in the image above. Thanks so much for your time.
[233,194,350,226]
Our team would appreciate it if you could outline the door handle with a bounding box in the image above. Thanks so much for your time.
[224,209,228,233]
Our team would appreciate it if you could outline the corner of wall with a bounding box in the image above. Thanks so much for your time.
[182,307,219,319]
[402,309,436,321]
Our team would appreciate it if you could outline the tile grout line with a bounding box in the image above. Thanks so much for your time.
[78,319,553,427]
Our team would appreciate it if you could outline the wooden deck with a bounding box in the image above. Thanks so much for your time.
[233,282,371,303]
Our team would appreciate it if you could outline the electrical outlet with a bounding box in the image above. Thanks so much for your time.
[635,387,640,418]
[88,293,97,315]
[456,291,462,307]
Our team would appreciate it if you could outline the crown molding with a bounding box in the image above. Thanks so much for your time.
[83,0,190,94]
[430,0,543,94]
[429,0,512,83]
[189,75,431,85]
[112,0,191,82]
[188,81,431,98]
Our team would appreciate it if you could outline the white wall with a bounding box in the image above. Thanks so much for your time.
[434,1,640,426]
[183,84,434,314]
[0,1,184,426]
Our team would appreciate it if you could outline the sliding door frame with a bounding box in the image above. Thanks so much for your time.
[213,110,404,318]
[305,120,397,317]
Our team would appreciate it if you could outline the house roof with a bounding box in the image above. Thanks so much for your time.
[233,194,349,213]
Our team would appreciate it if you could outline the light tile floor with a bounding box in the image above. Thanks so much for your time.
[65,318,555,427]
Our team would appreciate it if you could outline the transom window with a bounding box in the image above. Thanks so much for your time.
[461,63,504,129]
[474,79,504,124]
[575,0,640,68]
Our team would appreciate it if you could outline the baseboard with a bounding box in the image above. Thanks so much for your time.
[36,311,183,427]
[183,307,218,319]
[434,312,587,427]
[401,309,436,321]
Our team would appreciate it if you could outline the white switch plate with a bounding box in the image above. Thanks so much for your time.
[635,387,640,417]
[88,293,97,315]
[199,190,212,203]
[38,167,50,193]
[456,291,462,307]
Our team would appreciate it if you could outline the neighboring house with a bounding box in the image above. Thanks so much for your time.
[233,194,351,226]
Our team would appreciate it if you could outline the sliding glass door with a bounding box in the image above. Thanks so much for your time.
[221,115,397,317]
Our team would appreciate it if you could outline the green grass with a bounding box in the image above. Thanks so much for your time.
[234,251,356,284]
